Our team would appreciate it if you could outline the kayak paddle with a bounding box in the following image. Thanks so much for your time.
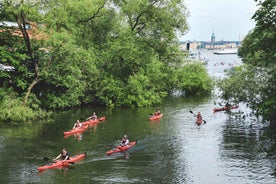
[189,110,207,124]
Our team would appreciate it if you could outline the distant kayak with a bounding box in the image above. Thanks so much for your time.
[149,114,163,121]
[196,118,202,125]
[213,105,239,112]
[106,141,137,155]
[37,152,86,172]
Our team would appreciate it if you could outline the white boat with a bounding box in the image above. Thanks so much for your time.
[213,49,237,55]
[189,50,200,60]
[186,50,208,65]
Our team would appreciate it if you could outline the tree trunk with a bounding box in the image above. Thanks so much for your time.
[24,77,40,106]
[14,10,41,106]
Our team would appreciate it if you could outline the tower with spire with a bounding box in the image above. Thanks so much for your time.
[211,28,215,43]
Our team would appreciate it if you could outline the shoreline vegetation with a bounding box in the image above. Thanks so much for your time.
[0,0,274,130]
[0,1,213,123]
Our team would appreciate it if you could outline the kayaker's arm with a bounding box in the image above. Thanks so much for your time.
[53,154,61,161]
[62,155,69,162]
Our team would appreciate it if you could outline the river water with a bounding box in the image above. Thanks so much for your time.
[0,49,275,184]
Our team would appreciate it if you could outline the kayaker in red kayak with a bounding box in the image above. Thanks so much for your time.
[53,148,70,162]
[195,112,202,120]
[225,102,231,110]
[195,112,203,125]
[154,108,161,116]
[119,135,129,146]
[87,112,97,120]
[73,120,82,129]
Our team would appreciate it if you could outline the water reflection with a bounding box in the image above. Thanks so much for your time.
[74,133,83,141]
[63,133,83,140]
[106,151,130,160]
[219,117,275,183]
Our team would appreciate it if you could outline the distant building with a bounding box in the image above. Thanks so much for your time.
[0,21,47,40]
[211,29,215,43]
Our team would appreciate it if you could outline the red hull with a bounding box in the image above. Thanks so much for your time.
[213,105,239,112]
[81,116,106,126]
[106,141,137,155]
[149,114,163,121]
[37,152,86,172]
[63,117,106,136]
[63,125,89,136]
[196,118,202,125]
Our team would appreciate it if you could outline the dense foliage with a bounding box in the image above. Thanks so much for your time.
[218,0,276,125]
[0,0,213,122]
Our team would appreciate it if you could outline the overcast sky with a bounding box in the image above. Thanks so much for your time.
[181,0,258,41]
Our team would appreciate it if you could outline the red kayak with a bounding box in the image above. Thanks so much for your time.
[106,141,137,155]
[149,114,163,121]
[213,105,239,112]
[196,118,203,125]
[37,152,86,172]
[63,124,89,136]
[81,116,106,126]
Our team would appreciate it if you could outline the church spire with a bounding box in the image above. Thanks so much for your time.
[211,28,215,43]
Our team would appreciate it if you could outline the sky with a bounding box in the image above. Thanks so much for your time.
[181,0,258,41]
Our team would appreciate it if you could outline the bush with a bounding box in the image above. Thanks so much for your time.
[0,88,48,123]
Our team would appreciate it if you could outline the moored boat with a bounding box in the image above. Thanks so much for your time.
[213,105,239,112]
[213,49,238,55]
[149,114,163,121]
[106,141,137,155]
[37,152,86,172]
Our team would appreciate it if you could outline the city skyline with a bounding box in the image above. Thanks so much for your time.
[181,0,258,42]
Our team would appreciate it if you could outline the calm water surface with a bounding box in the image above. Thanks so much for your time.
[0,50,275,184]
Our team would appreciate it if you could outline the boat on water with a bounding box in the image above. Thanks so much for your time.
[149,113,163,121]
[106,141,137,155]
[213,49,238,55]
[63,117,105,136]
[196,117,202,125]
[81,116,106,126]
[188,50,209,64]
[213,105,239,112]
[63,125,89,136]
[37,152,86,172]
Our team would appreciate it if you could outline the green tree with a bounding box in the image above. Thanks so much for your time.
[0,1,43,106]
[218,0,276,124]
[0,0,213,122]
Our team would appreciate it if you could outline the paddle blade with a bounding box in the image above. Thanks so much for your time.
[43,157,50,161]
[203,120,207,124]
[189,110,194,114]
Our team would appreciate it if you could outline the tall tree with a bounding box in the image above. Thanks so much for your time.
[0,0,45,105]
[1,0,212,112]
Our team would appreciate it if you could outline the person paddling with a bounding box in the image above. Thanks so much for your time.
[87,112,97,120]
[73,120,82,129]
[53,148,70,162]
[225,102,231,110]
[154,108,161,116]
[119,135,129,147]
[195,112,203,125]
[195,112,202,120]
